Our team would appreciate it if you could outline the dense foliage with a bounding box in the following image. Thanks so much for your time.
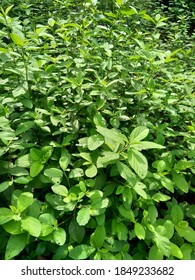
[0,0,194,260]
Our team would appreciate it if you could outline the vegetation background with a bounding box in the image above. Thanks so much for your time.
[0,0,194,260]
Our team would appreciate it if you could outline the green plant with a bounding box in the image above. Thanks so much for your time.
[0,1,194,260]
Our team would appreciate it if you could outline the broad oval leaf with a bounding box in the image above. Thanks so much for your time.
[134,222,146,240]
[172,170,189,193]
[21,216,41,237]
[51,184,68,196]
[171,205,184,224]
[0,208,14,225]
[53,227,66,246]
[44,168,63,178]
[85,164,97,178]
[5,233,28,260]
[69,244,96,260]
[30,162,44,177]
[90,225,106,248]
[87,134,104,151]
[128,149,148,179]
[17,192,34,213]
[129,126,149,143]
[76,207,90,226]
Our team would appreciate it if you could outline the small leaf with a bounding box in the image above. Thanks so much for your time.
[96,126,126,145]
[21,216,41,237]
[0,208,14,225]
[68,219,85,243]
[129,126,149,143]
[134,182,147,199]
[0,181,11,193]
[15,121,34,136]
[118,205,135,221]
[134,222,146,240]
[172,170,189,193]
[77,207,90,226]
[87,134,104,151]
[128,149,148,179]
[130,141,165,150]
[152,192,170,202]
[53,227,66,246]
[5,234,28,260]
[97,151,119,168]
[85,164,97,178]
[175,223,195,243]
[171,205,184,224]
[170,243,183,259]
[30,162,44,177]
[69,244,95,260]
[149,245,164,260]
[44,168,63,178]
[30,148,43,161]
[17,192,34,213]
[69,168,84,178]
[10,32,25,47]
[90,225,106,248]
[153,232,171,257]
[59,156,70,171]
[51,185,68,196]
[117,162,136,184]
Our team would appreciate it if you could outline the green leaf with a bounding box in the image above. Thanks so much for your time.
[77,207,90,226]
[51,185,68,196]
[53,227,66,246]
[117,162,136,184]
[175,223,195,243]
[21,216,41,237]
[180,243,192,260]
[152,192,171,202]
[69,244,96,260]
[0,208,14,225]
[41,146,53,162]
[128,149,148,179]
[30,148,43,161]
[59,151,70,171]
[90,225,106,248]
[16,154,30,167]
[116,222,128,241]
[97,151,119,168]
[69,168,84,178]
[134,222,146,240]
[130,141,165,150]
[30,162,44,177]
[133,182,148,199]
[15,121,34,136]
[129,126,149,143]
[118,205,135,221]
[153,232,170,257]
[68,219,85,243]
[0,181,11,193]
[172,170,189,193]
[44,168,63,178]
[17,192,34,213]
[85,164,97,178]
[2,220,22,235]
[170,243,183,259]
[161,176,174,193]
[87,134,104,151]
[149,245,164,260]
[5,234,28,259]
[10,32,25,47]
[171,205,184,224]
[116,0,123,6]
[96,126,126,145]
